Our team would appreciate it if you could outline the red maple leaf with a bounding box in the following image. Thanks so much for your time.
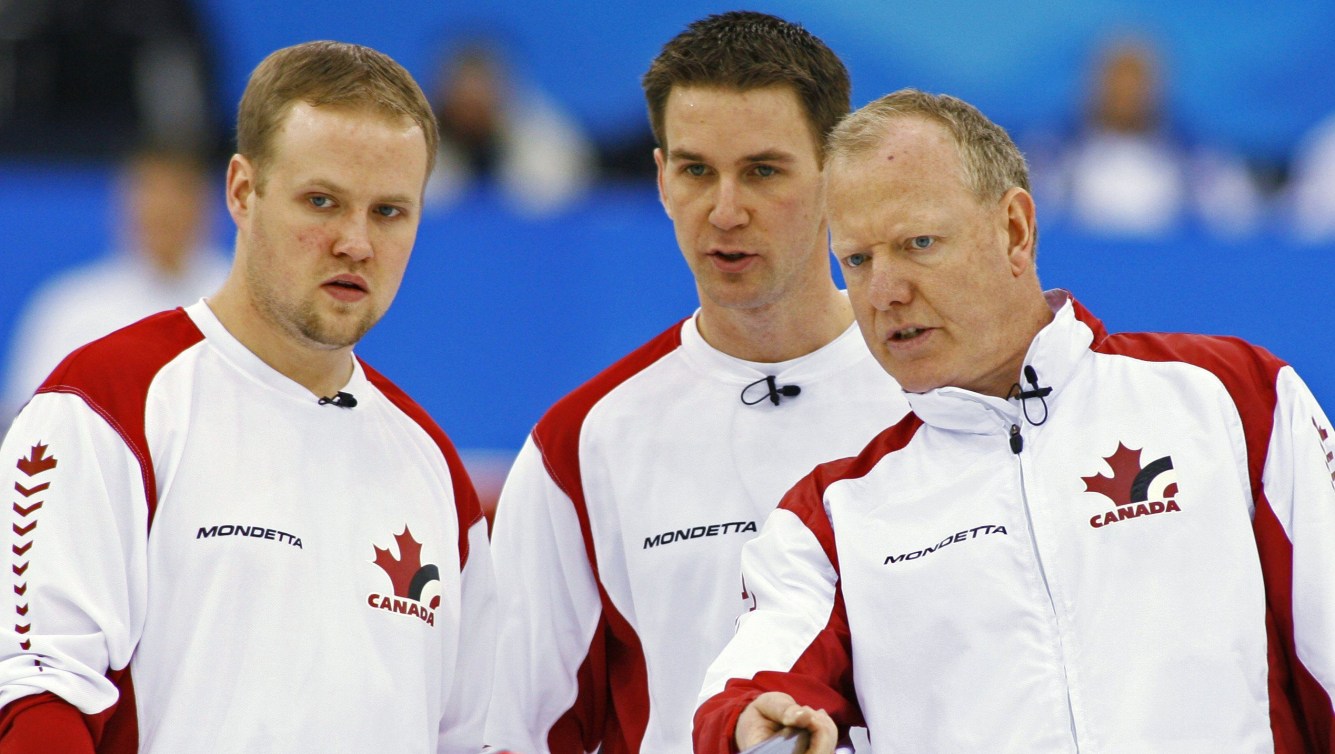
[1082,443,1144,507]
[16,444,57,477]
[372,526,423,598]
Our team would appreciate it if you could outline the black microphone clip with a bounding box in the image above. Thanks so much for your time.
[1007,365,1050,426]
[741,375,802,406]
[318,391,358,409]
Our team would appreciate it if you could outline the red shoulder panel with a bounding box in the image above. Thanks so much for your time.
[37,308,204,526]
[778,413,925,574]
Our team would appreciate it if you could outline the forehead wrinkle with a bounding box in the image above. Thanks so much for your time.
[828,157,956,244]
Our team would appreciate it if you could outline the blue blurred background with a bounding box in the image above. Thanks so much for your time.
[3,0,1334,483]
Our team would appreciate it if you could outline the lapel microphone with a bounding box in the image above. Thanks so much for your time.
[740,375,802,406]
[317,391,358,408]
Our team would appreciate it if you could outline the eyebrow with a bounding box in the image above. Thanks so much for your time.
[667,148,798,165]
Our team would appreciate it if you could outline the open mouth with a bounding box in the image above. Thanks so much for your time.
[891,327,926,341]
[325,275,368,293]
[323,275,369,301]
[714,251,749,262]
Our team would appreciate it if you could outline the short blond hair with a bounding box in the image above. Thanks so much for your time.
[828,88,1029,203]
[236,41,438,181]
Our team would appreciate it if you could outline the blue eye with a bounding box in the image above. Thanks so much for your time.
[753,164,777,177]
[309,195,333,208]
[685,164,708,177]
[910,236,934,250]
[844,253,868,268]
[375,205,402,218]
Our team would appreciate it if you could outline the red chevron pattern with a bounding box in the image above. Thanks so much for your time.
[12,443,56,669]
[1316,417,1335,489]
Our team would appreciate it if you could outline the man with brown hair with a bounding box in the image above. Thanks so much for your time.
[695,89,1335,753]
[484,11,906,753]
[0,41,495,752]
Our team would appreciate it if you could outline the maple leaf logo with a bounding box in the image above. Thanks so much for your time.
[1082,443,1144,507]
[1082,442,1177,507]
[16,444,57,477]
[372,526,440,605]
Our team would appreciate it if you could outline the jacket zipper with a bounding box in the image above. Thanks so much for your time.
[1010,420,1081,750]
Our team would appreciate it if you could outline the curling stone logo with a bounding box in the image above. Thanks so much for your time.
[1081,442,1182,529]
[367,526,440,626]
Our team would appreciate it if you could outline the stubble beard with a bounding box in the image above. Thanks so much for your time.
[246,260,380,351]
[285,296,378,350]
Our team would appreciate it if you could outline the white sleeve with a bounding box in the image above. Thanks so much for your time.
[438,516,498,754]
[695,482,861,754]
[484,435,603,754]
[0,391,149,714]
[1262,366,1335,700]
[697,508,842,705]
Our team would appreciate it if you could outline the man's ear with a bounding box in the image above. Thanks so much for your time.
[225,154,257,225]
[1001,187,1037,276]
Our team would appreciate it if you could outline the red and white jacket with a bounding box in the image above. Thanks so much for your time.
[0,301,496,753]
[696,291,1335,753]
[484,314,908,753]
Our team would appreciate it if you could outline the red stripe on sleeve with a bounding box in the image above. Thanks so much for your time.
[530,321,685,752]
[1093,323,1333,751]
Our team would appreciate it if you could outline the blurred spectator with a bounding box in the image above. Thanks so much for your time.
[425,39,596,216]
[2,144,230,419]
[1287,112,1335,242]
[0,0,223,159]
[1033,34,1264,238]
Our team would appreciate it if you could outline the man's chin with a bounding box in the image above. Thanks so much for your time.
[881,366,939,395]
[700,281,781,312]
[298,313,379,350]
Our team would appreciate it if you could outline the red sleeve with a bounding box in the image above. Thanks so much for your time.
[691,591,862,754]
[0,693,95,752]
[693,686,760,754]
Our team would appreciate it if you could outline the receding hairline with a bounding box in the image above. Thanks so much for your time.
[829,107,946,162]
[828,93,1029,203]
[826,113,971,189]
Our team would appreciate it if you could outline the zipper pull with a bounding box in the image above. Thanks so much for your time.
[1009,424,1023,454]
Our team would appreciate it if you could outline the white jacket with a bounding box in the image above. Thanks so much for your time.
[0,301,496,753]
[485,315,908,753]
[697,291,1335,753]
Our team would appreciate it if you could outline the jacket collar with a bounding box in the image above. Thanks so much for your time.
[904,290,1101,434]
